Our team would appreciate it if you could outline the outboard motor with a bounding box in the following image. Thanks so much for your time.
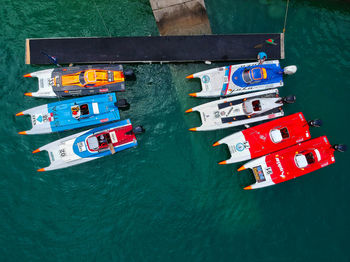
[115,99,130,111]
[124,69,136,81]
[133,126,145,134]
[283,65,297,75]
[308,119,322,128]
[332,144,347,153]
[281,95,296,104]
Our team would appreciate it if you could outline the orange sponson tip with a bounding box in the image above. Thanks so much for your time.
[212,141,220,147]
[189,127,197,132]
[218,160,227,165]
[23,73,32,78]
[32,148,40,154]
[24,93,32,97]
[189,93,197,97]
[18,131,27,135]
[237,166,246,172]
[16,112,24,116]
[244,185,252,190]
[185,108,193,113]
[37,168,46,172]
[186,74,194,79]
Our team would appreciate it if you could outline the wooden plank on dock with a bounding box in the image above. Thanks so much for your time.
[25,34,284,65]
[25,39,30,65]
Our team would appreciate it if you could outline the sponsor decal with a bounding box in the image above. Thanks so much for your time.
[32,115,37,125]
[99,88,108,92]
[268,114,276,119]
[100,118,109,123]
[50,152,55,162]
[259,135,266,141]
[266,166,273,175]
[253,166,266,182]
[321,162,329,167]
[275,157,285,177]
[235,143,245,152]
[298,113,304,121]
[202,75,210,84]
[59,148,66,157]
[78,142,86,152]
[110,131,118,143]
[37,115,43,123]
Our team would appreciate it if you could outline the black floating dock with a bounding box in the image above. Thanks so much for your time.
[26,34,284,65]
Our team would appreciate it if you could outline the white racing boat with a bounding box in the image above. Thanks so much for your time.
[186,60,297,98]
[185,89,296,131]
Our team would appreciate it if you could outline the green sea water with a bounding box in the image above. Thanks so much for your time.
[1,0,350,261]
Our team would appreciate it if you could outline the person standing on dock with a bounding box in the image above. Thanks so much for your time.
[258,52,267,64]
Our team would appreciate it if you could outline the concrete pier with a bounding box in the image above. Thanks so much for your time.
[149,0,211,35]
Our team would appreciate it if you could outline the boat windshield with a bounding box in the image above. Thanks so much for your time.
[295,152,315,168]
[80,104,89,115]
[96,133,111,148]
[305,152,315,164]
[252,100,261,111]
[242,69,252,83]
[280,127,289,139]
[79,71,86,85]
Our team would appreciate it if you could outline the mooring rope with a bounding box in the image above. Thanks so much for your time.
[283,0,290,33]
[93,0,112,37]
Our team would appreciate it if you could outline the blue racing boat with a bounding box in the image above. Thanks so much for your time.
[32,119,145,171]
[16,93,129,134]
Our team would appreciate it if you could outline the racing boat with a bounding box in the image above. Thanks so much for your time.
[186,60,297,98]
[186,89,296,131]
[16,93,129,135]
[32,119,145,171]
[213,112,322,164]
[237,136,346,189]
[23,64,135,98]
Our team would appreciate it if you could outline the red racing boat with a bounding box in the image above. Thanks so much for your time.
[213,112,322,164]
[237,136,346,189]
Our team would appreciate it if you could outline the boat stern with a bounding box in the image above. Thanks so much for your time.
[238,156,275,189]
[24,69,57,98]
[215,131,252,164]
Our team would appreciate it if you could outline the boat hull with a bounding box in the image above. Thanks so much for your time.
[186,89,285,131]
[188,60,284,98]
[17,93,120,134]
[238,136,336,189]
[33,119,138,171]
[24,64,126,98]
[215,112,312,164]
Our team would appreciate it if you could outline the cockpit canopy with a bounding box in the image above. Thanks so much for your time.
[71,104,89,119]
[270,127,290,143]
[79,70,97,86]
[295,151,316,168]
[87,132,112,151]
[243,99,261,114]
[242,67,267,84]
